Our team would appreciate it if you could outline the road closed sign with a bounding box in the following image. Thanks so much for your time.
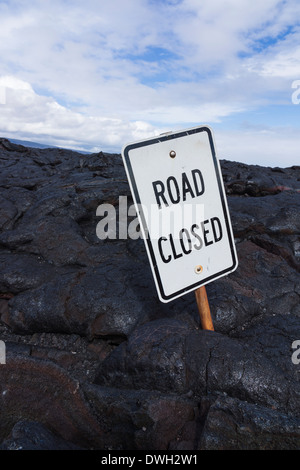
[122,125,238,303]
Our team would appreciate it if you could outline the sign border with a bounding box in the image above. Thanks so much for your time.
[122,125,238,303]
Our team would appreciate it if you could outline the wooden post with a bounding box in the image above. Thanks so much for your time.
[195,286,214,331]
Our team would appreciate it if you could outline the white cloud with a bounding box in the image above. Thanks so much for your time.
[245,32,300,79]
[0,0,299,165]
[1,74,299,167]
[0,75,161,151]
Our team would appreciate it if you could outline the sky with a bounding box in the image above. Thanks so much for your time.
[0,0,300,167]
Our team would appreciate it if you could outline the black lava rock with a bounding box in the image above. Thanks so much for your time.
[0,137,299,450]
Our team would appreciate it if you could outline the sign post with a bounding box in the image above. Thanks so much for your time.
[195,286,214,331]
[122,125,238,328]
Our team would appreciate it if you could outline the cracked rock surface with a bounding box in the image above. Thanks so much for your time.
[0,138,299,450]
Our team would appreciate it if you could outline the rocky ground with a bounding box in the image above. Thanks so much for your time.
[0,137,299,450]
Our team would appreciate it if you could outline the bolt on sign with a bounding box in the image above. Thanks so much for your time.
[122,125,238,303]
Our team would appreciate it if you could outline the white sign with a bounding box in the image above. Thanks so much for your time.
[122,125,238,303]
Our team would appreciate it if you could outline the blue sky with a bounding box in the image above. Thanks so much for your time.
[0,0,299,167]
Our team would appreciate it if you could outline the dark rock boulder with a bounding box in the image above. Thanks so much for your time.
[199,395,300,450]
[0,344,103,448]
[95,316,300,415]
[83,383,198,450]
[0,137,299,450]
[0,420,82,450]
